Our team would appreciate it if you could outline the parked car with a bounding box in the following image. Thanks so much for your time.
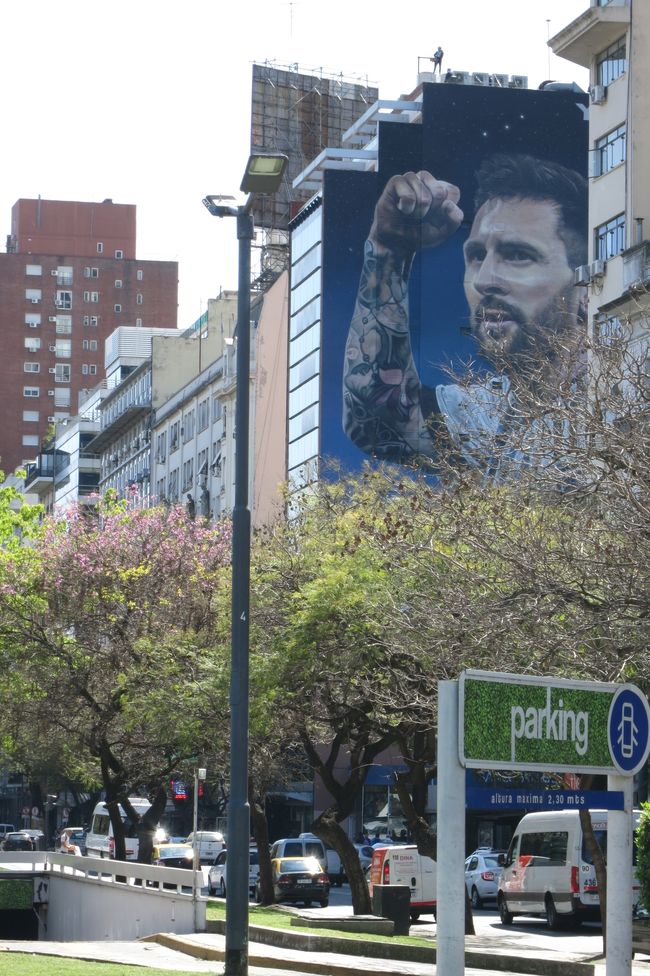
[208,847,260,898]
[20,829,45,851]
[260,855,329,907]
[464,848,504,908]
[152,842,195,868]
[270,835,343,886]
[0,823,16,841]
[186,830,225,864]
[353,843,376,871]
[3,831,35,851]
[58,827,87,855]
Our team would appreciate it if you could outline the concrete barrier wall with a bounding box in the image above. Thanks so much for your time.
[0,852,206,941]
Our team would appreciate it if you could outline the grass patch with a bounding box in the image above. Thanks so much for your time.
[206,900,434,948]
[0,956,203,976]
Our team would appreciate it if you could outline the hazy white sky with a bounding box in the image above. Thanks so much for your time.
[1,0,589,328]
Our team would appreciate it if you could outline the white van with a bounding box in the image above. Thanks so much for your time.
[497,808,640,929]
[270,834,344,886]
[368,845,437,920]
[85,797,153,860]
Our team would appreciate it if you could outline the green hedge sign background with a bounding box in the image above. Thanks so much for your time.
[460,671,617,773]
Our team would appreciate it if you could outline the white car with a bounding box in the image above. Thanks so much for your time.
[464,849,504,908]
[186,830,225,864]
[208,847,259,898]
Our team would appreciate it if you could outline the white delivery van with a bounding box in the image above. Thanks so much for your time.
[497,808,640,929]
[85,797,153,860]
[369,845,437,920]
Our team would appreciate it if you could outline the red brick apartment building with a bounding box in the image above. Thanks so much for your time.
[0,197,178,473]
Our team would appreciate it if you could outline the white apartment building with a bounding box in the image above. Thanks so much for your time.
[552,0,650,349]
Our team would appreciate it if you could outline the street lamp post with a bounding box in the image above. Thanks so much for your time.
[202,153,287,976]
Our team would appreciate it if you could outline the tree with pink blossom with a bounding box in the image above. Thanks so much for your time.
[0,495,232,862]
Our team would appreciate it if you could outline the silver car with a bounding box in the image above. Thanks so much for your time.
[464,849,504,908]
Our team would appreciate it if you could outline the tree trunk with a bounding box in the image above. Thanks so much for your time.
[250,787,273,905]
[312,812,371,914]
[580,807,607,954]
[135,787,168,865]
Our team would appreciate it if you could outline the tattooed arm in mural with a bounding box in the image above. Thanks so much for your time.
[343,171,463,462]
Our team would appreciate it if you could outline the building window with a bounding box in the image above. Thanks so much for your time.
[115,279,123,289]
[597,37,626,87]
[81,363,97,375]
[136,317,143,327]
[156,431,167,462]
[212,396,222,422]
[84,267,99,278]
[83,315,99,327]
[24,362,40,373]
[84,291,99,303]
[22,434,39,447]
[25,264,42,276]
[55,316,72,334]
[182,410,194,442]
[198,398,210,432]
[97,242,104,254]
[115,249,124,259]
[595,213,625,260]
[55,339,72,358]
[595,315,624,346]
[25,313,41,327]
[25,337,41,351]
[136,293,143,305]
[25,288,41,303]
[168,468,179,502]
[82,338,98,351]
[56,290,72,309]
[23,410,39,422]
[54,387,71,407]
[137,269,144,281]
[593,124,626,178]
[156,477,166,500]
[169,422,179,452]
[182,458,194,491]
[23,387,40,397]
[114,304,122,313]
[89,364,97,375]
[55,364,71,383]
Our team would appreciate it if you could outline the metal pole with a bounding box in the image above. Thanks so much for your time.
[606,774,633,976]
[437,680,465,976]
[224,209,254,976]
[192,769,199,930]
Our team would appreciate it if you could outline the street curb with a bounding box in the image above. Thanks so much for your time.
[146,921,596,976]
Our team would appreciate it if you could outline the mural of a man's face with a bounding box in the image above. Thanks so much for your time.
[463,196,583,364]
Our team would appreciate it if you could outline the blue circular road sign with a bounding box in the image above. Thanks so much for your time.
[608,685,650,775]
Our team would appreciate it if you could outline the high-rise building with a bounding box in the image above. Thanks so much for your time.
[0,197,178,474]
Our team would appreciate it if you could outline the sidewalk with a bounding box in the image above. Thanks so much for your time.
[2,916,650,975]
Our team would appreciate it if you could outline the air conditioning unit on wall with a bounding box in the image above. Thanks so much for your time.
[590,85,606,105]
[574,265,591,286]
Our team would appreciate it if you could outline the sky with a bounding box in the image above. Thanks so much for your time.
[1,0,589,330]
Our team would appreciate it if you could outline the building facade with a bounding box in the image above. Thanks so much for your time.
[552,0,650,349]
[0,197,178,474]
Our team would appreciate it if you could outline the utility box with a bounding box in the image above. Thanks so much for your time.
[372,883,410,936]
